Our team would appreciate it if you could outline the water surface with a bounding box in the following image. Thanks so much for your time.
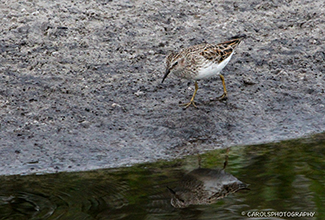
[0,133,324,219]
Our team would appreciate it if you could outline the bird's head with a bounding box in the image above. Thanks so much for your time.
[162,52,185,83]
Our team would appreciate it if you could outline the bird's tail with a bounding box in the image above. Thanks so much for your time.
[219,34,246,49]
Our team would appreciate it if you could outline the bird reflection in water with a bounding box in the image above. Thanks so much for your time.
[167,150,249,208]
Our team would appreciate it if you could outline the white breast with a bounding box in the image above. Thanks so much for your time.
[195,52,234,80]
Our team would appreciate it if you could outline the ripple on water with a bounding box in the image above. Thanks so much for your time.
[0,133,324,219]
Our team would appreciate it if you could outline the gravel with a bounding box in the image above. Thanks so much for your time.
[0,0,324,175]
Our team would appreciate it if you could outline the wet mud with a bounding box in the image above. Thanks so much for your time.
[0,0,324,175]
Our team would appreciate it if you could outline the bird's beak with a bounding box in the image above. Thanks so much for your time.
[166,186,176,195]
[161,68,170,83]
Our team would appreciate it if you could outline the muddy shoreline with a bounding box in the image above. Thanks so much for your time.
[1,0,324,175]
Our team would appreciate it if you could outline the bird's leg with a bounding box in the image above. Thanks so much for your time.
[197,153,202,168]
[180,81,198,108]
[222,148,230,170]
[217,74,228,100]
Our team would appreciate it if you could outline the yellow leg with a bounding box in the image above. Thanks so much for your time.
[180,81,198,108]
[218,74,227,100]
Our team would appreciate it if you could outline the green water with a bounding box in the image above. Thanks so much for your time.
[0,133,324,220]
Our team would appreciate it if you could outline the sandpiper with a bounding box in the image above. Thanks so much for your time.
[162,36,244,108]
[166,152,249,208]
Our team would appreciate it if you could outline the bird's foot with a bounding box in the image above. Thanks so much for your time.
[209,93,228,102]
[217,92,228,101]
[179,100,197,109]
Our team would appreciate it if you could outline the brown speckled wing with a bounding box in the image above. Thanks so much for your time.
[200,45,223,63]
[200,38,242,64]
